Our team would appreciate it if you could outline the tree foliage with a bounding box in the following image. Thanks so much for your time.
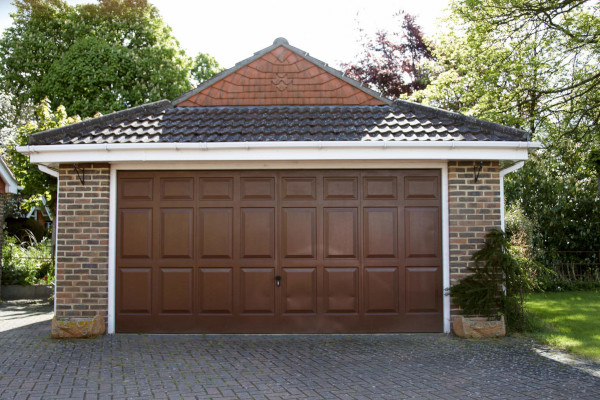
[0,0,224,211]
[191,52,225,86]
[506,131,600,264]
[342,11,434,98]
[0,0,222,118]
[1,98,80,210]
[410,0,600,264]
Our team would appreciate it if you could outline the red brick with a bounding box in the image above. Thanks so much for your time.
[55,165,109,319]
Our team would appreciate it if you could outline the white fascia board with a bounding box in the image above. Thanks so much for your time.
[0,159,20,193]
[500,161,525,232]
[18,141,540,164]
[38,164,59,178]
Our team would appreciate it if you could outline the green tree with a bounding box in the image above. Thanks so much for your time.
[0,0,208,118]
[191,52,224,86]
[412,1,599,133]
[1,98,80,209]
[412,0,600,264]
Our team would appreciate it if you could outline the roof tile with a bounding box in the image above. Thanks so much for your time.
[28,102,528,145]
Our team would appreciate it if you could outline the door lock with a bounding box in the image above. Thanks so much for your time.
[275,275,281,287]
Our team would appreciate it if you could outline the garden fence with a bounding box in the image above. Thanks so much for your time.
[553,251,600,282]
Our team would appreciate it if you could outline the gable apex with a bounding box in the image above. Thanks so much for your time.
[174,38,391,107]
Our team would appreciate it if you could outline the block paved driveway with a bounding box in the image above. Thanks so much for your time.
[1,301,600,399]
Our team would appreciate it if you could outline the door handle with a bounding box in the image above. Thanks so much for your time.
[275,275,281,287]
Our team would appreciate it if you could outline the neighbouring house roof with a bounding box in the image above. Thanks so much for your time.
[28,100,528,146]
[25,196,53,221]
[0,156,20,194]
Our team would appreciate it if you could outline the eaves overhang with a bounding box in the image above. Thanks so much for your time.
[18,141,541,167]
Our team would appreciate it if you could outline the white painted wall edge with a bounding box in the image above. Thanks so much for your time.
[19,141,541,164]
[107,167,117,334]
[500,161,525,231]
[441,163,451,333]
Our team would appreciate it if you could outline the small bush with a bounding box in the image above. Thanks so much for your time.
[447,229,539,332]
[2,232,54,286]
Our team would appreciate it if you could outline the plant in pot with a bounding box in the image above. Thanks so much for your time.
[448,229,528,338]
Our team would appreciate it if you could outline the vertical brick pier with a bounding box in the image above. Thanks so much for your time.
[55,163,110,319]
[448,161,502,314]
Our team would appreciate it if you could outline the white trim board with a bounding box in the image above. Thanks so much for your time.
[500,161,525,231]
[106,161,449,334]
[441,163,450,333]
[20,141,540,165]
[0,157,21,193]
[107,167,117,334]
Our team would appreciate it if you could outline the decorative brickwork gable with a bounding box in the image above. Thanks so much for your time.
[55,164,110,319]
[448,161,501,314]
[177,46,386,107]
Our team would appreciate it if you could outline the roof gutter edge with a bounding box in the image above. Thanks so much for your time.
[18,141,542,154]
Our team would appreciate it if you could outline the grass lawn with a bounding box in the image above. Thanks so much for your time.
[525,290,600,361]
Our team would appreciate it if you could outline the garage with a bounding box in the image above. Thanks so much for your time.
[116,169,442,333]
[20,38,536,335]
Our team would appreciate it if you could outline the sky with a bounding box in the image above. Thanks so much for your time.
[0,0,450,69]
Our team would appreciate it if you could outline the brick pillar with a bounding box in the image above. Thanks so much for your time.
[448,161,501,314]
[55,164,110,319]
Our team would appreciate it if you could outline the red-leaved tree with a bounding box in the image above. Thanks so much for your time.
[343,11,434,99]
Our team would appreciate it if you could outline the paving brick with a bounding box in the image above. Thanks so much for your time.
[1,301,600,399]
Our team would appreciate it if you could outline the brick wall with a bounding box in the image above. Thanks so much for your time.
[448,161,501,314]
[55,163,110,319]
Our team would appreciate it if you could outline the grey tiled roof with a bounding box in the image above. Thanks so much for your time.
[29,100,528,146]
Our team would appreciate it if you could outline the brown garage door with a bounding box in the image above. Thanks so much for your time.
[116,170,443,333]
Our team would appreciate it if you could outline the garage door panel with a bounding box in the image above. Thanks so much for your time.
[364,208,397,258]
[199,177,233,200]
[159,268,193,314]
[324,208,357,259]
[241,208,275,259]
[240,268,275,314]
[404,176,439,199]
[119,267,152,314]
[405,207,440,259]
[160,177,194,200]
[120,209,152,259]
[282,268,316,314]
[198,268,233,314]
[324,267,358,313]
[198,208,233,259]
[282,177,316,200]
[282,208,316,259]
[364,176,397,199]
[324,177,358,200]
[160,209,193,259]
[241,177,275,200]
[120,178,153,201]
[405,267,441,314]
[364,267,398,314]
